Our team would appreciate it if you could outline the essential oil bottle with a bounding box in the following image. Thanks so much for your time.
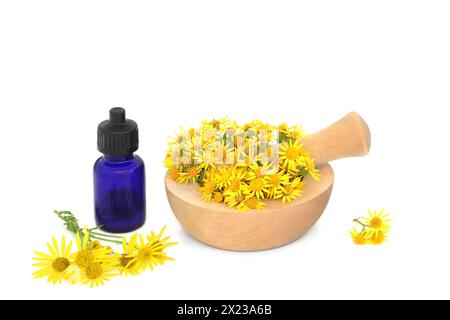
[94,107,146,233]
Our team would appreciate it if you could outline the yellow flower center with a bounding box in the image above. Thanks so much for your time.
[284,185,294,196]
[85,263,103,280]
[213,192,224,203]
[229,179,241,192]
[187,167,198,177]
[269,175,281,186]
[353,234,367,245]
[52,257,70,273]
[138,247,153,263]
[371,232,385,244]
[120,255,135,269]
[245,197,259,209]
[369,217,382,229]
[74,250,94,268]
[249,178,265,192]
[285,146,299,160]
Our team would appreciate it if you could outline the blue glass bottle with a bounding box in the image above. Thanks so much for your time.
[94,108,146,233]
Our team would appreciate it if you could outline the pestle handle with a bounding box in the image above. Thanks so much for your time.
[302,112,371,166]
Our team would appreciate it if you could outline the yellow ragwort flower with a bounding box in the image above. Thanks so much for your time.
[127,226,177,272]
[363,209,392,236]
[117,234,140,276]
[279,139,309,172]
[237,195,266,212]
[213,192,224,203]
[199,176,217,202]
[350,228,371,245]
[369,230,389,245]
[32,236,73,284]
[73,231,112,268]
[281,178,305,204]
[82,261,117,288]
[224,168,247,196]
[177,166,199,184]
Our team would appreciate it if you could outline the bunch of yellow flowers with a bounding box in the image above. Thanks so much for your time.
[350,209,392,245]
[33,215,177,287]
[165,118,320,211]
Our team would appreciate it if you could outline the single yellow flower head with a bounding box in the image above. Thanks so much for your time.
[226,174,246,196]
[350,228,370,245]
[242,177,269,200]
[127,226,177,273]
[82,261,117,288]
[116,234,140,276]
[176,166,199,184]
[32,236,73,285]
[363,209,392,236]
[304,158,320,182]
[237,196,266,212]
[224,192,245,208]
[213,192,224,203]
[73,231,113,268]
[281,178,304,204]
[370,230,388,245]
[279,140,309,172]
[216,166,234,189]
[199,177,216,202]
[288,125,307,140]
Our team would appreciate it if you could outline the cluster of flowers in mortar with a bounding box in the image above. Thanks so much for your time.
[165,118,320,211]
[350,209,392,245]
[32,211,177,287]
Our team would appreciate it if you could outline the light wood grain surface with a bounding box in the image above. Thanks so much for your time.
[166,164,334,251]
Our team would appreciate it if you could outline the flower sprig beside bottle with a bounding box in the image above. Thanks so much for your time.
[32,211,177,287]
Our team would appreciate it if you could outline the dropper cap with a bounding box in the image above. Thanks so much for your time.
[97,107,139,156]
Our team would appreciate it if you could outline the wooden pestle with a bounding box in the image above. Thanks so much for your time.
[302,112,371,166]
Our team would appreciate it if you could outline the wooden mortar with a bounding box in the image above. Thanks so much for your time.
[165,112,371,251]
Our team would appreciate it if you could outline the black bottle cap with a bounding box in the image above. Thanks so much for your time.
[97,107,139,156]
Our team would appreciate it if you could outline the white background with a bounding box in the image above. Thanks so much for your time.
[1,1,449,300]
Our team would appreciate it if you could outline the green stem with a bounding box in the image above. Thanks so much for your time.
[89,235,122,245]
[90,231,123,239]
[353,218,368,233]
